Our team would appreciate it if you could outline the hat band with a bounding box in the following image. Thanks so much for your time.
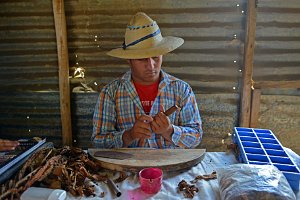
[122,29,161,50]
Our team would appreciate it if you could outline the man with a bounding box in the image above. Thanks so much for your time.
[92,12,203,149]
[0,139,19,151]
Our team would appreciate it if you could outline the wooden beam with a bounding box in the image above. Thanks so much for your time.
[250,89,261,128]
[254,80,300,89]
[239,0,257,127]
[52,0,72,146]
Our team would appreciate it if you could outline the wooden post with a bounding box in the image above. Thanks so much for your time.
[239,0,257,127]
[52,0,72,146]
[250,89,261,128]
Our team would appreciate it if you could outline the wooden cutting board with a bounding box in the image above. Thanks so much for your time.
[88,148,206,172]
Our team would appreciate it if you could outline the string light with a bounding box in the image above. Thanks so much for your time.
[73,67,85,78]
[233,3,240,93]
[72,54,86,78]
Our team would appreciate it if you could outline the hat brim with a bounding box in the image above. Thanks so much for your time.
[106,36,184,59]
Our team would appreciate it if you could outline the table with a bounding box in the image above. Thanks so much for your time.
[67,150,300,200]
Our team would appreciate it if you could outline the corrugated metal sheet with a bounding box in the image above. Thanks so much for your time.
[0,0,299,152]
[0,1,62,145]
[64,0,247,150]
[254,0,300,153]
[65,0,247,95]
[255,0,300,92]
[0,92,62,146]
[0,0,58,92]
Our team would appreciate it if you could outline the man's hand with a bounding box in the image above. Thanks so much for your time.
[0,139,19,151]
[151,106,174,142]
[123,115,153,146]
[130,115,154,139]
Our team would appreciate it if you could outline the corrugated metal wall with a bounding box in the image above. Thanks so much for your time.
[0,0,58,92]
[254,0,300,153]
[0,0,299,153]
[0,1,63,145]
[255,0,300,91]
[65,0,247,150]
[65,0,246,94]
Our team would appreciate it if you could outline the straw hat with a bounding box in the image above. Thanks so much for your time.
[107,12,184,59]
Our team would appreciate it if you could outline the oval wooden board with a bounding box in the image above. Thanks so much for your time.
[88,148,206,173]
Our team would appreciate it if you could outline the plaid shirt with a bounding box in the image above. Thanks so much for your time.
[92,70,203,149]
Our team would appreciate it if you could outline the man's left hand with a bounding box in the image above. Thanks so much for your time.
[151,106,174,141]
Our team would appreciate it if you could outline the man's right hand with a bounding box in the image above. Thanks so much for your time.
[123,115,153,147]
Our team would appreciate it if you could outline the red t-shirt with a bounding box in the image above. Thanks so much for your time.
[134,80,159,115]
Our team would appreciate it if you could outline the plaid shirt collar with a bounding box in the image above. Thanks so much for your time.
[120,69,178,88]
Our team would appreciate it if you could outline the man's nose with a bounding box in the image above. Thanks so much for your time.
[146,58,155,68]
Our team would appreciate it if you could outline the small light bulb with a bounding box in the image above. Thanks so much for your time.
[241,10,245,14]
[233,34,237,39]
[237,4,240,7]
[74,139,77,143]
[239,69,242,72]
[94,82,98,85]
[28,129,31,132]
[95,35,97,38]
[233,60,237,63]
[233,86,236,90]
[27,116,30,119]
[76,62,79,65]
[94,39,97,42]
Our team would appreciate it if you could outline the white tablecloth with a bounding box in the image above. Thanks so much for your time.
[67,150,300,200]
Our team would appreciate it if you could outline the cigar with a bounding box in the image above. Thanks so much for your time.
[107,178,122,197]
[163,105,181,116]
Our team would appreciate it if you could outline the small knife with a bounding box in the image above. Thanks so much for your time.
[94,151,133,160]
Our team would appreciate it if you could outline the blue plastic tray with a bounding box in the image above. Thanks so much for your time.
[233,127,300,191]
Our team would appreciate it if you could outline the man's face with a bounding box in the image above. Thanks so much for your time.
[128,55,163,85]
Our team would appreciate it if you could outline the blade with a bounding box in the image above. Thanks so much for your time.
[94,151,133,160]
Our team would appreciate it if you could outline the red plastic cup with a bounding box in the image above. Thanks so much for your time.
[139,168,163,194]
